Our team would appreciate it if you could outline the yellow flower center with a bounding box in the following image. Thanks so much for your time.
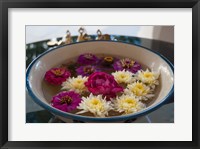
[91,98,101,105]
[131,83,147,96]
[73,79,84,89]
[89,98,104,110]
[104,56,113,62]
[120,74,127,79]
[143,72,153,78]
[60,95,72,104]
[76,79,83,84]
[118,98,138,114]
[124,98,136,106]
[136,84,143,89]
[51,69,64,76]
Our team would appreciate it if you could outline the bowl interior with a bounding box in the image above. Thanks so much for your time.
[27,41,174,120]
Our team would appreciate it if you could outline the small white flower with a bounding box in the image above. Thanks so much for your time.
[113,94,145,114]
[77,94,113,117]
[112,70,135,84]
[125,81,154,101]
[136,69,159,88]
[61,75,88,94]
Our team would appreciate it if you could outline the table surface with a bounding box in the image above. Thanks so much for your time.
[26,34,174,123]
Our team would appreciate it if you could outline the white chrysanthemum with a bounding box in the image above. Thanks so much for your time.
[125,81,154,101]
[113,94,145,114]
[61,75,88,94]
[112,70,135,84]
[136,69,159,87]
[77,94,113,117]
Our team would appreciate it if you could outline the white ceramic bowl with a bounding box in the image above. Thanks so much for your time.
[26,41,174,122]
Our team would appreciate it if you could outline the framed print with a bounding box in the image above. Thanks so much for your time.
[26,25,175,124]
[0,0,199,149]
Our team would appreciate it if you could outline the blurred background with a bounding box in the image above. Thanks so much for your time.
[26,26,174,123]
[26,26,174,44]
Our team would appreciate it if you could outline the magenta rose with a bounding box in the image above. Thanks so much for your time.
[85,72,123,100]
[44,68,71,85]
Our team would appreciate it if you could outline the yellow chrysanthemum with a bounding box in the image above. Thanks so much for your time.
[137,69,159,87]
[112,70,135,84]
[77,94,113,117]
[61,75,88,94]
[125,81,154,100]
[113,94,145,114]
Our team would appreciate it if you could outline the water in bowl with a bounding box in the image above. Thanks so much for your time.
[42,54,161,117]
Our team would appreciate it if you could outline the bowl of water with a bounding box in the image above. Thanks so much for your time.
[26,40,174,122]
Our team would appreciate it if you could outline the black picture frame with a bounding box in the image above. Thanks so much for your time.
[0,0,199,148]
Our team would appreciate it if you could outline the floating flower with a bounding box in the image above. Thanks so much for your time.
[77,53,99,65]
[101,56,116,66]
[77,94,113,117]
[125,81,154,100]
[61,75,88,94]
[136,69,159,88]
[51,91,82,112]
[112,70,135,84]
[113,58,141,73]
[76,65,99,76]
[44,68,71,85]
[84,72,124,100]
[113,94,145,114]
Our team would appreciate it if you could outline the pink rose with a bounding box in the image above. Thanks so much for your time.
[44,68,71,85]
[85,72,123,100]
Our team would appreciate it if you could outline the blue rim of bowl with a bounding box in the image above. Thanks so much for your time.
[26,40,174,122]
